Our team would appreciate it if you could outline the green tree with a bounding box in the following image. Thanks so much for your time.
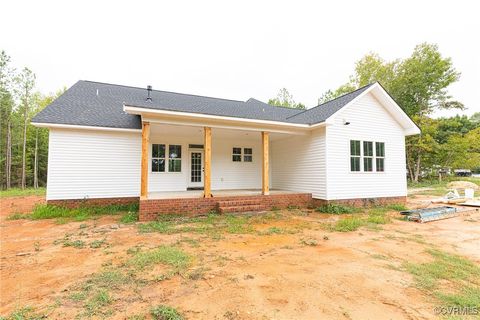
[16,67,36,189]
[0,50,15,188]
[319,43,464,181]
[268,88,305,109]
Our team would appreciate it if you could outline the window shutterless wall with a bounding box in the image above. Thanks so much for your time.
[326,92,407,200]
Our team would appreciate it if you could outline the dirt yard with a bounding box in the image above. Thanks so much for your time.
[1,195,479,319]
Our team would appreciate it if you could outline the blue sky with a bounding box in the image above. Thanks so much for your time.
[2,0,478,116]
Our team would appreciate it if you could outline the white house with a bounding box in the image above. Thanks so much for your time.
[32,81,420,220]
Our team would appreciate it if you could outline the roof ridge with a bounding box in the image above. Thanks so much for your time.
[286,82,375,120]
[246,97,305,112]
[81,80,246,104]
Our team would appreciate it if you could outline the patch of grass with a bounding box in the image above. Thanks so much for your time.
[83,289,113,317]
[120,211,138,224]
[367,214,390,224]
[259,226,285,235]
[436,286,480,307]
[89,238,107,249]
[63,239,85,249]
[151,305,183,320]
[138,221,174,233]
[405,249,480,290]
[30,203,139,221]
[6,213,30,220]
[386,204,408,211]
[334,216,364,232]
[0,306,46,319]
[0,187,46,198]
[316,203,361,214]
[404,249,480,309]
[224,215,254,234]
[128,245,191,271]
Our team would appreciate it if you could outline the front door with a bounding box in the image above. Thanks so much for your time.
[189,151,204,188]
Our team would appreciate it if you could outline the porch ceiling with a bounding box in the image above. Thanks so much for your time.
[149,123,291,141]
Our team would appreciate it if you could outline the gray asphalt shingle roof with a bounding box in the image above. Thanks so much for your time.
[32,80,373,129]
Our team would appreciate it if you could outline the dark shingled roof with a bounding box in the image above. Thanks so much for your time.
[32,80,373,129]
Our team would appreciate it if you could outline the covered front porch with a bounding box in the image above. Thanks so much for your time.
[138,120,305,200]
[128,113,315,219]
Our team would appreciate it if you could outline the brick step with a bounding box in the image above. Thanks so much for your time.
[217,199,261,207]
[218,204,267,214]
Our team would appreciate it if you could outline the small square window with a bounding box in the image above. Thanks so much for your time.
[244,148,252,162]
[233,147,242,162]
[152,158,165,172]
[169,145,181,159]
[152,144,165,158]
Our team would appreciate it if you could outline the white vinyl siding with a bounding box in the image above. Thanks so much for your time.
[325,92,407,200]
[271,127,326,199]
[46,129,141,200]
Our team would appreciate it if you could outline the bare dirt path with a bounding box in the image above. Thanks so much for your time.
[1,196,479,319]
[0,195,45,218]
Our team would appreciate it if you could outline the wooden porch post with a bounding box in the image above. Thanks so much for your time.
[141,121,150,198]
[262,131,269,195]
[203,127,212,198]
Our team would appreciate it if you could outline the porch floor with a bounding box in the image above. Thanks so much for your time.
[147,189,297,199]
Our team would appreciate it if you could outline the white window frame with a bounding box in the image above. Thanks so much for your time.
[151,143,182,173]
[232,147,242,162]
[350,140,361,172]
[375,142,385,172]
[349,140,385,174]
[243,147,253,162]
[151,143,166,173]
[168,144,182,173]
[363,141,374,172]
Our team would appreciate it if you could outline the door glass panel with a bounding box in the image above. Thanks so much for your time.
[191,152,202,183]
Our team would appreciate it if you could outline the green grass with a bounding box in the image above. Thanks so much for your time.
[404,249,480,309]
[151,305,184,320]
[334,216,364,232]
[29,203,138,221]
[0,306,46,319]
[120,211,138,223]
[6,213,30,220]
[404,249,480,290]
[0,187,46,198]
[138,221,175,233]
[128,245,191,271]
[82,289,113,317]
[316,203,361,214]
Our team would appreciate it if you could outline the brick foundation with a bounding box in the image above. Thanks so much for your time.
[47,197,139,209]
[139,193,312,221]
[311,196,407,208]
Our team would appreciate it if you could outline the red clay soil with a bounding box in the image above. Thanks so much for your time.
[0,195,45,218]
[0,195,479,319]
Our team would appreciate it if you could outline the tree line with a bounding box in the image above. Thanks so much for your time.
[271,43,480,182]
[0,50,62,190]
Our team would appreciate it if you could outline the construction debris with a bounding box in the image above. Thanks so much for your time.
[401,206,458,223]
